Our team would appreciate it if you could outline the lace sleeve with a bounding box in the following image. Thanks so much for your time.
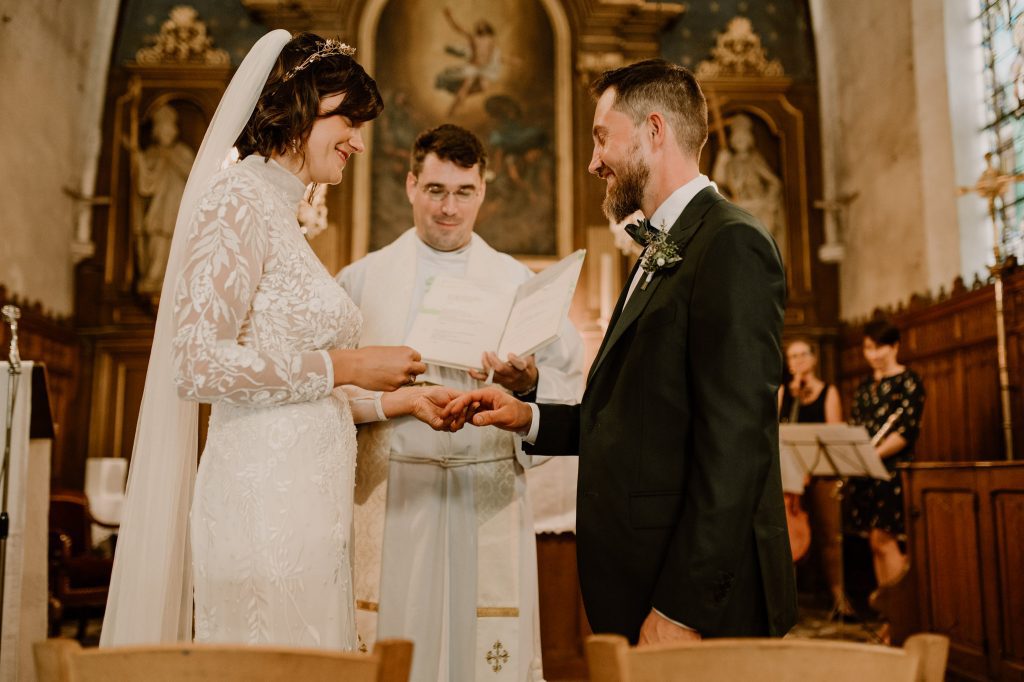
[336,386,385,424]
[172,172,333,406]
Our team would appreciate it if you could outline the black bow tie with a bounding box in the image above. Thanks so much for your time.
[624,218,657,247]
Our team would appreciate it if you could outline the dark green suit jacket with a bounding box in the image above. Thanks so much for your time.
[528,186,797,642]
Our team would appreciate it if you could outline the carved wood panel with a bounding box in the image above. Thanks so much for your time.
[921,491,985,654]
[913,353,960,460]
[902,463,1024,681]
[993,490,1024,670]
[87,335,153,462]
[962,343,1003,459]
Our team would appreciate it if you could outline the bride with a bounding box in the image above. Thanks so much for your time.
[102,31,457,650]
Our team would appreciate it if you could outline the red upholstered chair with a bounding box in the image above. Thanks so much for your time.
[48,489,117,640]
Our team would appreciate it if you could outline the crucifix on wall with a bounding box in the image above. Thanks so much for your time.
[813,192,858,264]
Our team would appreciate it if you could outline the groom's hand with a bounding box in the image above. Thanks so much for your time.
[444,388,533,432]
[637,609,701,647]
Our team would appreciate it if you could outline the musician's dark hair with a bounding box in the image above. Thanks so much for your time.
[590,59,708,158]
[864,319,901,346]
[410,124,487,177]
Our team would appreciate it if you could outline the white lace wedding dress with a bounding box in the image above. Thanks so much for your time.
[171,155,359,649]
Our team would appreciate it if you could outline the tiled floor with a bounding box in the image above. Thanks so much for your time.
[787,606,888,644]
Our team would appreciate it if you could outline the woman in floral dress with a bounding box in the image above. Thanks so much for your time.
[846,319,925,592]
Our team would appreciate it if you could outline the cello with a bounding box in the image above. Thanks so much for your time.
[783,380,812,562]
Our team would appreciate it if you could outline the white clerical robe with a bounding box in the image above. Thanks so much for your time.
[337,229,583,682]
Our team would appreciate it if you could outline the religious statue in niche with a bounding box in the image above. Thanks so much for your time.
[712,113,787,264]
[119,5,229,298]
[130,104,196,294]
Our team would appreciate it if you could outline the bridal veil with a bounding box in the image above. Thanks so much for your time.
[100,29,292,645]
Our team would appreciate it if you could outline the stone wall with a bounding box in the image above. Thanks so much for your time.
[811,0,969,319]
[0,1,116,316]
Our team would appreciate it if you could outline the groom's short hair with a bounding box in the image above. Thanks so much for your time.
[591,59,708,159]
[411,124,488,177]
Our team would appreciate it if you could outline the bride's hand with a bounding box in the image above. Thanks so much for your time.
[331,346,426,391]
[411,386,464,431]
[382,386,465,431]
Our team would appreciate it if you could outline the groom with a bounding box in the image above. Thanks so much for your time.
[447,59,797,644]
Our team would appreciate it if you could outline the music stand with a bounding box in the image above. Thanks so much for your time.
[780,423,890,640]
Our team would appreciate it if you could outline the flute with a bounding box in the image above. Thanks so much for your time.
[870,406,905,448]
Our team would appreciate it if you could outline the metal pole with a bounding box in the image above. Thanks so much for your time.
[960,158,1019,461]
[0,304,22,640]
[989,203,1015,460]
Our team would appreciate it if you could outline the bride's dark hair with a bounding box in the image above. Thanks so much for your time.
[235,32,383,161]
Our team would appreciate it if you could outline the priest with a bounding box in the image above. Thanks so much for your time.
[337,124,583,682]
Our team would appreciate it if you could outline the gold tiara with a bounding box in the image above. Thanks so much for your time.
[282,39,356,82]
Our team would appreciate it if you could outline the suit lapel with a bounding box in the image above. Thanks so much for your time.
[586,187,724,387]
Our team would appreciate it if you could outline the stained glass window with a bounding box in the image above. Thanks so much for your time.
[979,0,1024,259]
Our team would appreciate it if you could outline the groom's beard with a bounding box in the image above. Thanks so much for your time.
[602,148,650,223]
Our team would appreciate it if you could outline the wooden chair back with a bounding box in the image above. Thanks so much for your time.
[586,633,949,682]
[34,637,413,682]
[33,638,78,682]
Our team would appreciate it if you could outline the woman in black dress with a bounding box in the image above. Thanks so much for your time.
[778,339,849,614]
[779,338,842,424]
[847,320,925,588]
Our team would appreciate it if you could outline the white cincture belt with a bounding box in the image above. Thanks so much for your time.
[388,452,514,469]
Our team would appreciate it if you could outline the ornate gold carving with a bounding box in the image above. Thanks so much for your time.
[134,6,229,66]
[485,640,510,673]
[696,17,784,78]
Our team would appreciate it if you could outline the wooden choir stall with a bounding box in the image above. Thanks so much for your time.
[839,266,1024,681]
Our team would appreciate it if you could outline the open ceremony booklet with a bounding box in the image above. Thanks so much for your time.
[405,249,586,372]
